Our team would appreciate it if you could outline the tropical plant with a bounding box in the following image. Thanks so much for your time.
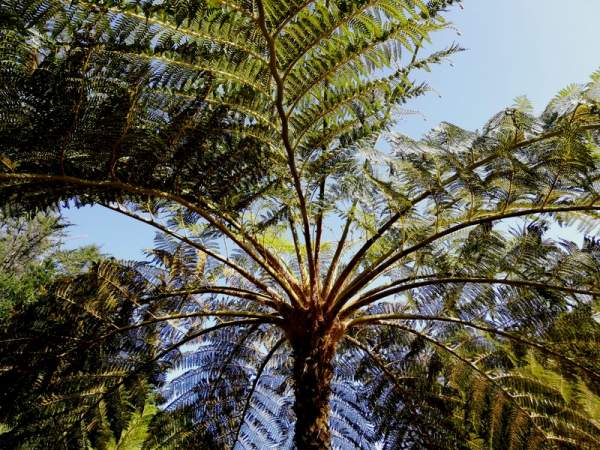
[2,1,600,449]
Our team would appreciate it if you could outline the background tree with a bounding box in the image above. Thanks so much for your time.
[2,1,600,449]
[0,212,102,318]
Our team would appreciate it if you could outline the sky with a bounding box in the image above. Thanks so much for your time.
[62,0,600,260]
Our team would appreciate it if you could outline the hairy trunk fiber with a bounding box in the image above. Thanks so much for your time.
[289,317,343,450]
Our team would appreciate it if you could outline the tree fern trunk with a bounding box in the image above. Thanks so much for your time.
[290,318,343,450]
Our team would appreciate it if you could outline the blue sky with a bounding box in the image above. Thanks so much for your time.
[63,0,600,259]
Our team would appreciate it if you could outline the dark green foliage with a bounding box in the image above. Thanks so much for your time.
[0,262,153,449]
[2,1,600,449]
[0,0,272,215]
[0,0,458,217]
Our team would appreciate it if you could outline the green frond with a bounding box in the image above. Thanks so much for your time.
[512,95,534,114]
[1,0,458,221]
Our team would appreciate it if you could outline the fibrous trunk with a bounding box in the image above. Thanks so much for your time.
[289,317,342,450]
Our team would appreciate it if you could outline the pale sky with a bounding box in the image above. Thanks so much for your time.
[63,0,600,259]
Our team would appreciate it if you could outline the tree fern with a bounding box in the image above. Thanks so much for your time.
[3,1,600,449]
